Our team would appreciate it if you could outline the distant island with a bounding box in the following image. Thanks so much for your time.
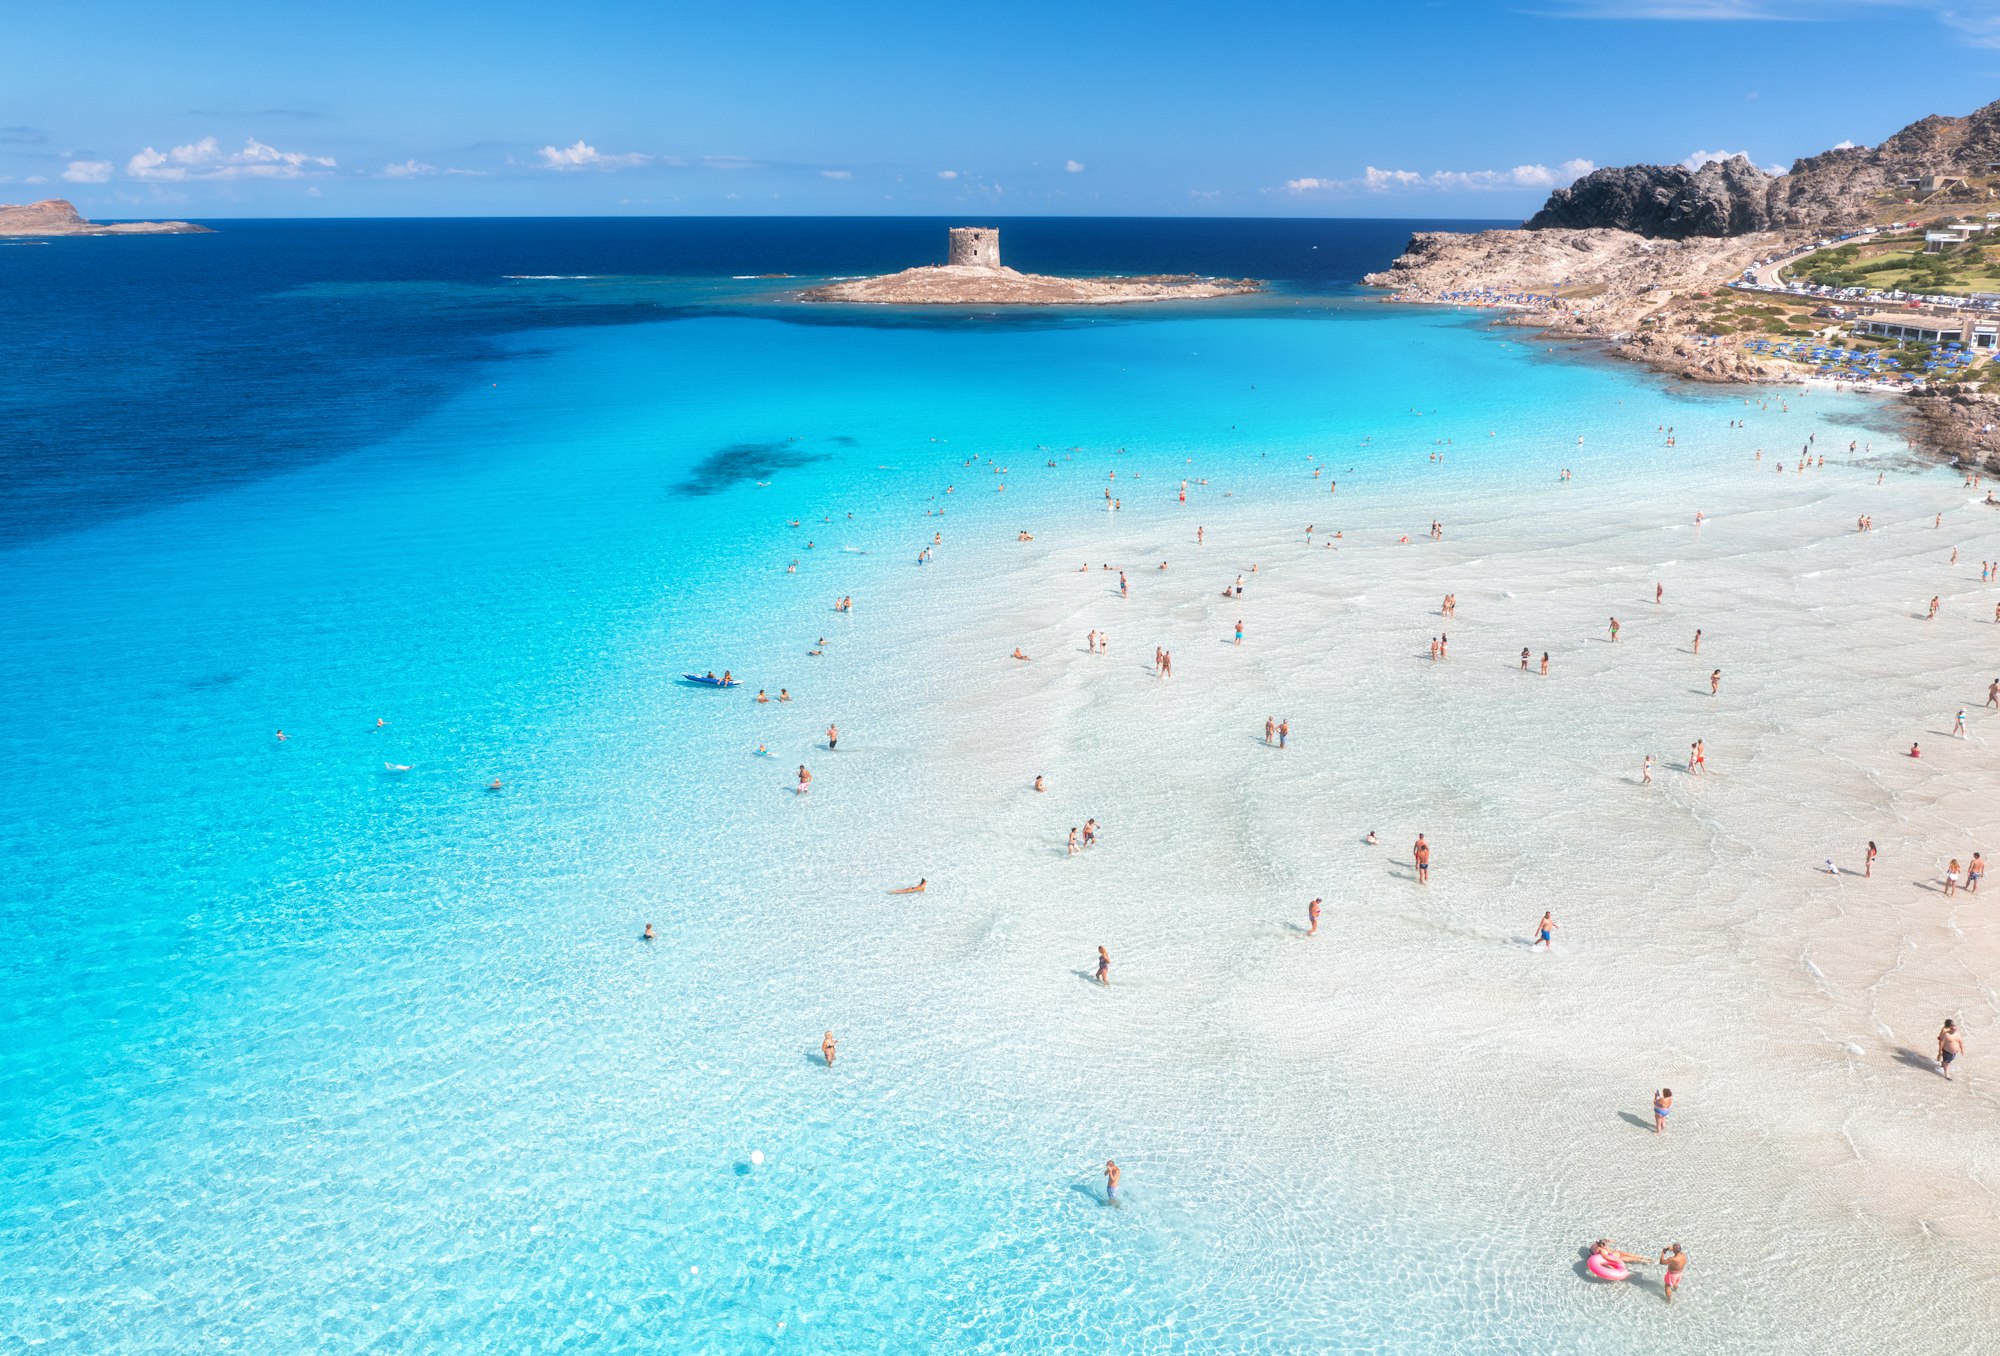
[0,198,209,237]
[803,227,1259,305]
[1365,96,2000,465]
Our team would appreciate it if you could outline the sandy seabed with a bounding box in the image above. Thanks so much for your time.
[767,393,2000,1350]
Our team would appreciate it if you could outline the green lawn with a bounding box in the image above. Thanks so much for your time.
[1790,236,2000,297]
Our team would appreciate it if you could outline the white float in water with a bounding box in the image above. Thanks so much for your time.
[750,1149,765,1166]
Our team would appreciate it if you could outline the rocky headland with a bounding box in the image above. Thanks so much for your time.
[1365,98,2000,466]
[0,198,209,237]
[802,227,1257,306]
[804,264,1258,305]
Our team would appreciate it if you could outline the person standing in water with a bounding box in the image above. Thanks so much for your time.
[1609,617,1621,642]
[827,722,839,751]
[1534,912,1555,950]
[1234,620,1244,646]
[797,765,812,795]
[1865,841,1877,878]
[1413,835,1430,884]
[1307,897,1321,936]
[1938,1019,1964,1079]
[1104,1159,1121,1205]
[1710,669,1721,696]
[822,1031,837,1067]
[1642,755,1654,785]
[1095,946,1110,986]
[1652,1087,1672,1134]
[1265,716,1275,746]
[1659,1244,1688,1303]
[1954,709,1966,738]
[1692,629,1702,655]
[1278,719,1289,750]
[1969,852,1985,894]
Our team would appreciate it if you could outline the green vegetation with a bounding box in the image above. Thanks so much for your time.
[1790,233,2000,297]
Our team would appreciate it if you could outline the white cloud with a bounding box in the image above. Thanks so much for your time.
[1683,148,1789,174]
[1682,148,1750,171]
[1830,138,1860,150]
[536,140,648,171]
[1550,1,1791,15]
[936,169,958,179]
[1285,160,1595,195]
[1554,1,2000,48]
[1065,159,1085,173]
[62,160,113,183]
[381,159,437,178]
[821,169,853,180]
[127,136,335,181]
[1189,189,1222,200]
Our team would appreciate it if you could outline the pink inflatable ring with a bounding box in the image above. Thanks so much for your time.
[1586,1253,1630,1281]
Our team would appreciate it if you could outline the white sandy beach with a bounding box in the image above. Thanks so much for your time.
[703,388,2000,1349]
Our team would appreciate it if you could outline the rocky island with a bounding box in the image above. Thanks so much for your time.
[0,198,209,237]
[1365,97,2000,466]
[803,227,1259,305]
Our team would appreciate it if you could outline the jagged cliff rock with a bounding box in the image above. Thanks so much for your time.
[1528,96,2000,238]
[0,198,208,237]
[1528,157,1777,238]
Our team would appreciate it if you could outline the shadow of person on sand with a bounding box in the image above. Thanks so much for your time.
[1072,969,1106,987]
[1617,1111,1656,1133]
[804,1048,833,1069]
[1893,1047,1943,1074]
[1069,1182,1117,1208]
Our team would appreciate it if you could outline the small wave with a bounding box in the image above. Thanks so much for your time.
[502,274,600,280]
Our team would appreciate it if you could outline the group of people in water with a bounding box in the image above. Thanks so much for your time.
[723,402,2000,1308]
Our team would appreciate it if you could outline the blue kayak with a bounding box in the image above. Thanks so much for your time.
[683,673,738,687]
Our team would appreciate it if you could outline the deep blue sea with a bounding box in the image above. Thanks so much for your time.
[0,217,1470,545]
[8,217,1950,1353]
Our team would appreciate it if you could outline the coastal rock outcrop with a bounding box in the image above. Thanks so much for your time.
[0,198,209,237]
[1528,157,1777,239]
[802,224,1258,306]
[803,265,1259,306]
[1528,96,2000,237]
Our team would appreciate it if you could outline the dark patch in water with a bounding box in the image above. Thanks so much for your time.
[187,672,240,690]
[676,441,828,497]
[827,435,859,447]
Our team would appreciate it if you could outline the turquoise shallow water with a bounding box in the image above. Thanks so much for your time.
[3,224,1964,1352]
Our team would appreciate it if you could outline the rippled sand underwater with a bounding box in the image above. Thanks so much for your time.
[2,294,1996,1353]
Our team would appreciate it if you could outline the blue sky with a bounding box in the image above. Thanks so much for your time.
[3,0,1996,218]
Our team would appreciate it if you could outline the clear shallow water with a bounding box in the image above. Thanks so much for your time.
[3,221,1992,1352]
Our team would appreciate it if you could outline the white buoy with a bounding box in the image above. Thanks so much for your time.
[750,1149,765,1167]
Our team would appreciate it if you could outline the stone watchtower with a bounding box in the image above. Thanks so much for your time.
[947,226,1001,269]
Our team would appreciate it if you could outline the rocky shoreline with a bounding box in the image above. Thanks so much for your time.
[1364,226,1998,467]
[0,198,208,237]
[801,263,1259,306]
